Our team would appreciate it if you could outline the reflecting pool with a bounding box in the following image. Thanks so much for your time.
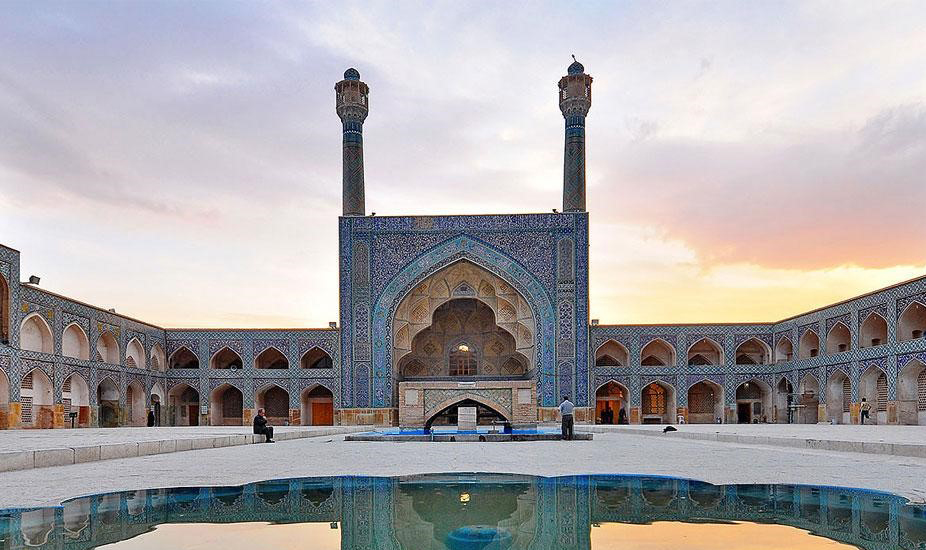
[1,474,924,549]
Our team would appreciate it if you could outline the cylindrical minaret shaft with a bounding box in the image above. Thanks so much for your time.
[336,68,369,216]
[559,58,592,212]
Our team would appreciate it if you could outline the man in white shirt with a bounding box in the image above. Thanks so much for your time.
[559,396,575,440]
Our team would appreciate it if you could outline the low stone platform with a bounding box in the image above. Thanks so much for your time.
[346,431,592,442]
[0,426,369,473]
[583,423,926,458]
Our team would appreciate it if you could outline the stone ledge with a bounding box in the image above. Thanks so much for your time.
[0,426,370,474]
[581,425,926,458]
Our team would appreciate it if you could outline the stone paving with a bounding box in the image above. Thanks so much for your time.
[589,423,926,444]
[1,428,925,509]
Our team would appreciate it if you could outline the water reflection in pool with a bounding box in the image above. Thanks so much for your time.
[0,474,923,549]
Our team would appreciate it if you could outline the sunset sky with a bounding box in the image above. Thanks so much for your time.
[2,1,925,328]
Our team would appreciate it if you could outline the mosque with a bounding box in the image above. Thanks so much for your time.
[0,61,924,430]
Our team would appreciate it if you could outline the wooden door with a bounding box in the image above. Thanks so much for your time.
[188,405,200,426]
[312,402,333,426]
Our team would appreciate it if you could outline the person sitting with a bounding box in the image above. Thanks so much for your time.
[253,408,274,443]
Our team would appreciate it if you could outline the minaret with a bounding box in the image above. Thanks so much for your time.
[336,68,369,216]
[559,57,592,212]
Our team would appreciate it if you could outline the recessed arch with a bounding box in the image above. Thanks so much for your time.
[687,338,722,366]
[210,347,243,370]
[167,383,200,426]
[735,338,770,365]
[595,340,629,367]
[640,339,675,367]
[797,374,821,424]
[169,346,199,369]
[150,344,167,372]
[63,373,91,428]
[898,301,926,342]
[798,330,820,359]
[255,347,289,369]
[21,368,54,428]
[774,377,794,424]
[859,312,887,348]
[898,359,926,425]
[424,395,510,430]
[62,323,90,360]
[256,384,290,424]
[0,367,9,430]
[687,380,724,424]
[96,332,120,365]
[300,384,334,426]
[775,336,793,363]
[97,377,120,428]
[595,380,629,425]
[210,383,244,426]
[301,347,333,369]
[20,313,54,354]
[826,369,852,424]
[125,338,146,369]
[825,322,851,354]
[150,381,165,426]
[125,380,146,426]
[734,379,772,424]
[641,380,676,424]
[859,365,888,424]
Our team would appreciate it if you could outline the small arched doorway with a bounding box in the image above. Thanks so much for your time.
[21,369,54,428]
[595,381,628,424]
[687,380,724,424]
[301,385,334,426]
[735,380,771,423]
[168,384,200,426]
[256,384,290,425]
[63,374,91,428]
[424,398,508,430]
[0,368,9,429]
[859,366,888,424]
[126,381,146,426]
[97,378,120,428]
[641,381,675,424]
[826,370,852,424]
[775,378,793,424]
[898,360,926,425]
[210,384,244,426]
[150,382,166,426]
[798,375,821,424]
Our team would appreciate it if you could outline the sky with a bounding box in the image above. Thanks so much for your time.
[1,1,925,328]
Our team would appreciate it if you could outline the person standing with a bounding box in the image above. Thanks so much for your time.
[860,398,871,425]
[253,408,275,443]
[559,396,575,440]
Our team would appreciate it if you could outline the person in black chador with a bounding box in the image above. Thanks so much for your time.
[601,404,614,424]
[253,408,274,443]
[618,407,628,425]
[147,409,156,427]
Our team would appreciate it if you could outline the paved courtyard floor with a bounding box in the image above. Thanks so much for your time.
[1,426,925,509]
[593,423,926,444]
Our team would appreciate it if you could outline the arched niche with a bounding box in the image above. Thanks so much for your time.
[825,322,851,354]
[898,360,926,425]
[0,367,9,429]
[424,397,509,430]
[898,301,926,342]
[126,380,146,426]
[301,385,334,426]
[775,377,793,424]
[21,368,54,428]
[392,260,536,378]
[0,274,8,345]
[125,338,146,369]
[96,332,120,365]
[210,384,243,426]
[255,347,289,369]
[301,347,333,369]
[735,338,770,365]
[595,381,629,425]
[167,383,200,426]
[150,381,166,426]
[62,323,90,360]
[595,340,629,367]
[63,373,91,428]
[826,370,852,424]
[20,313,54,354]
[256,384,290,424]
[640,339,675,367]
[859,366,888,424]
[397,298,527,378]
[687,380,724,424]
[687,338,722,366]
[150,344,167,372]
[169,347,199,369]
[859,312,887,348]
[797,375,820,424]
[210,347,243,369]
[734,379,772,424]
[775,336,793,363]
[798,330,820,359]
[641,381,676,424]
[97,377,120,428]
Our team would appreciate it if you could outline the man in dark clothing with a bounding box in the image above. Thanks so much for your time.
[559,396,575,440]
[253,408,274,443]
[147,409,156,427]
